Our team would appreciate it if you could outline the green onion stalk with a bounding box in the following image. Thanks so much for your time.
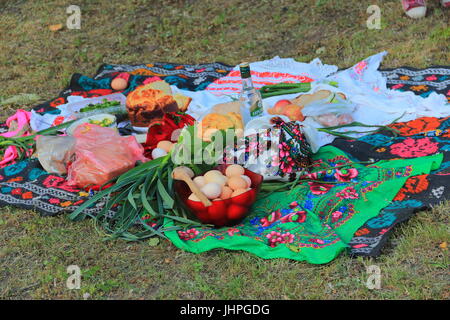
[69,153,203,241]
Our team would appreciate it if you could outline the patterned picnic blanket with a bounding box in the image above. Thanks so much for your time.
[0,63,449,260]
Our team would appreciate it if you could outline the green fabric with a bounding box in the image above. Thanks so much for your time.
[164,146,443,264]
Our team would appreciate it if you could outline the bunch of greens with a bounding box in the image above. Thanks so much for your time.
[317,121,401,139]
[68,124,230,241]
[259,82,312,98]
[80,99,121,113]
[69,154,201,241]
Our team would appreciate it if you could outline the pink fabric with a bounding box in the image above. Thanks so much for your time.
[0,146,18,167]
[114,72,131,81]
[1,109,31,139]
[206,70,315,96]
[142,76,163,85]
[0,109,32,168]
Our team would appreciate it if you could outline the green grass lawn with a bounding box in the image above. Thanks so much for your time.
[0,0,449,299]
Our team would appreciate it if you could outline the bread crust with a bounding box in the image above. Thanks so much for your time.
[126,84,179,127]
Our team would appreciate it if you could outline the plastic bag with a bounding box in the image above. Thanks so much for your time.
[66,124,148,188]
[36,136,76,174]
[301,93,355,127]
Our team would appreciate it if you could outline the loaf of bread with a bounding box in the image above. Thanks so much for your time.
[198,112,244,142]
[126,82,179,127]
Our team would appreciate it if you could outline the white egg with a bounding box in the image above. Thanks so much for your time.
[207,174,227,187]
[204,170,224,182]
[201,182,222,200]
[241,175,252,188]
[193,176,207,188]
[151,148,167,159]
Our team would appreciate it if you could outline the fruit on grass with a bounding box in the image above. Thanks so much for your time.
[225,164,245,177]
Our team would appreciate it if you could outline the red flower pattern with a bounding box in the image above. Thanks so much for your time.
[390,137,439,158]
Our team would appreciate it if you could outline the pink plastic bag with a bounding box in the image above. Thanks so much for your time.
[66,124,148,188]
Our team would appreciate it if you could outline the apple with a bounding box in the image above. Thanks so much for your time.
[268,99,291,115]
[283,104,305,121]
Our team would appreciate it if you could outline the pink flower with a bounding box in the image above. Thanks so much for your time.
[426,75,437,81]
[391,84,404,90]
[289,201,299,208]
[280,211,307,224]
[49,198,61,204]
[336,186,359,200]
[260,210,282,227]
[390,137,438,158]
[303,171,319,180]
[334,168,358,182]
[331,211,343,223]
[227,228,239,236]
[281,232,295,244]
[266,231,284,247]
[308,181,333,195]
[178,228,199,241]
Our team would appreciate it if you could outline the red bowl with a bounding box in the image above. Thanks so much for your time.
[174,164,263,227]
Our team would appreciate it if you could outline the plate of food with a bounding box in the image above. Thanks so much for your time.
[67,114,117,136]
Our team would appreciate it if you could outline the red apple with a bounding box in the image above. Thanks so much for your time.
[268,99,291,115]
[275,99,292,108]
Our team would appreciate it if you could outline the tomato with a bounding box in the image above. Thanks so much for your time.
[227,204,248,221]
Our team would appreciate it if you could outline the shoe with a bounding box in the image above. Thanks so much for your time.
[402,0,427,19]
[441,0,450,8]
